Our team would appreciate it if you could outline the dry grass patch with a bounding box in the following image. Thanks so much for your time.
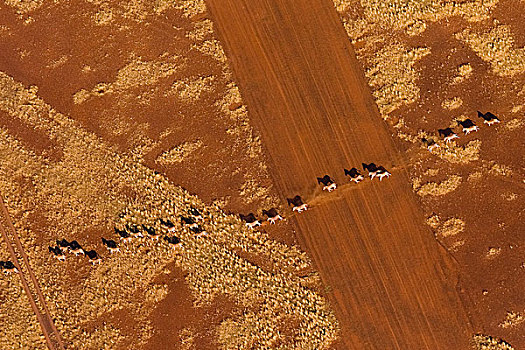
[179,327,196,349]
[405,20,427,36]
[486,247,502,259]
[434,140,482,164]
[173,0,207,18]
[417,175,462,197]
[0,71,339,349]
[442,97,463,110]
[489,163,513,177]
[438,218,466,237]
[186,19,214,41]
[426,214,441,229]
[456,25,525,77]
[449,239,466,251]
[0,242,46,349]
[193,40,227,63]
[468,171,483,182]
[92,3,113,25]
[73,324,123,350]
[239,175,272,205]
[156,140,204,165]
[505,118,524,130]
[4,0,43,14]
[499,311,524,329]
[83,0,183,22]
[169,76,215,103]
[144,284,169,304]
[217,83,277,207]
[424,168,439,176]
[73,54,184,103]
[452,63,473,84]
[472,334,514,349]
[358,0,498,30]
[365,43,430,116]
[411,176,422,191]
[501,192,518,201]
[333,0,498,41]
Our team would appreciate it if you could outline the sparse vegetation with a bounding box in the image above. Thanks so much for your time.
[0,56,337,349]
[452,63,473,84]
[472,334,514,349]
[365,44,430,116]
[438,218,466,237]
[169,76,215,103]
[434,140,482,163]
[73,55,184,103]
[442,97,463,110]
[156,140,204,164]
[499,311,524,328]
[416,175,462,197]
[456,25,525,77]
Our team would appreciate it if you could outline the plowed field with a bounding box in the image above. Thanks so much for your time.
[207,0,472,348]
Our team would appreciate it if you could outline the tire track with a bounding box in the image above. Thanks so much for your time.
[0,195,65,350]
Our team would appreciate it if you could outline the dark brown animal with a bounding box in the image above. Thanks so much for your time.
[56,239,70,249]
[362,163,380,179]
[286,195,308,212]
[190,225,207,237]
[317,175,337,192]
[115,227,131,242]
[457,119,478,134]
[126,224,143,238]
[262,208,283,224]
[142,225,160,239]
[188,207,203,220]
[68,240,84,255]
[85,250,101,265]
[344,168,364,182]
[239,213,261,228]
[101,238,120,253]
[438,128,459,142]
[421,138,439,151]
[478,111,500,125]
[48,246,66,261]
[181,216,198,228]
[164,235,181,247]
[0,260,18,274]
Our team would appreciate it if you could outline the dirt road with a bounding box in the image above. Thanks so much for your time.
[0,195,65,350]
[206,0,473,348]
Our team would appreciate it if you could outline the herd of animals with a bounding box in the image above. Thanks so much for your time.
[0,111,501,273]
[422,111,500,151]
[46,208,207,264]
[0,207,206,270]
[239,161,391,228]
[237,111,502,229]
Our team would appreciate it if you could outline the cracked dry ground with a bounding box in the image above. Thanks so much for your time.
[0,0,523,350]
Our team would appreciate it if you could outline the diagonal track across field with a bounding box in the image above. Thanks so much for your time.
[206,0,474,348]
[0,194,65,350]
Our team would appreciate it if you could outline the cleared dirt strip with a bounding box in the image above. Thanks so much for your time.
[0,195,65,350]
[206,0,473,348]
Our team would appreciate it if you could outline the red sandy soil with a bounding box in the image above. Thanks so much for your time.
[206,0,473,348]
[396,18,525,347]
[0,2,284,348]
[330,0,525,346]
[1,0,522,348]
